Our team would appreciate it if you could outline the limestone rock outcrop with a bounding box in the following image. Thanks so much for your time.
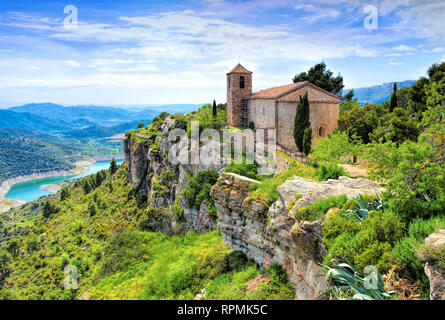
[211,172,385,300]
[211,172,327,299]
[124,118,224,233]
[422,230,445,300]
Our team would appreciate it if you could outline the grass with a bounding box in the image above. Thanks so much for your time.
[248,162,316,207]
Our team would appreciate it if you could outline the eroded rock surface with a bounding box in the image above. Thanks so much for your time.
[423,230,445,300]
[211,172,385,300]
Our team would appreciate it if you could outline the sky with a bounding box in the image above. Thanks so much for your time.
[0,0,444,107]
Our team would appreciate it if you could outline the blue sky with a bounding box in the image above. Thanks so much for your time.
[0,0,444,107]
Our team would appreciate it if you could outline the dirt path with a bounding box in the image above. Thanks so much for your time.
[339,163,368,177]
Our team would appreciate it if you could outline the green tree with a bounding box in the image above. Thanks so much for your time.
[0,251,11,288]
[138,122,145,129]
[302,127,313,156]
[343,90,354,102]
[390,82,398,112]
[88,202,97,217]
[293,92,310,152]
[42,200,58,218]
[212,100,217,118]
[293,62,344,97]
[159,111,170,120]
[110,158,117,175]
[60,187,69,201]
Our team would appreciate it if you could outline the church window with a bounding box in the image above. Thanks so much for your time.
[240,76,245,89]
[318,126,326,137]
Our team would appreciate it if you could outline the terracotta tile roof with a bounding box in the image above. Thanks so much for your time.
[249,81,341,103]
[227,63,253,74]
[249,82,306,99]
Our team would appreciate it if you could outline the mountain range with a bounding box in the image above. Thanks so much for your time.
[345,80,416,105]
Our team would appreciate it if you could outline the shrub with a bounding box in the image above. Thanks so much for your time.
[315,162,346,181]
[294,195,347,221]
[225,158,259,180]
[392,215,445,295]
[323,210,405,273]
[184,170,219,209]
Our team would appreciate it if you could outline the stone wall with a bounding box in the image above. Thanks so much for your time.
[247,98,276,129]
[276,101,339,150]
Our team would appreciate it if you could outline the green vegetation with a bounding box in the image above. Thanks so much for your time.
[315,162,346,181]
[0,135,75,184]
[184,169,219,211]
[248,162,317,206]
[293,62,344,97]
[0,164,294,300]
[294,194,347,221]
[293,92,311,152]
[321,261,391,300]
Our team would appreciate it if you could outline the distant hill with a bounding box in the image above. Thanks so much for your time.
[63,120,152,139]
[9,103,160,127]
[344,80,416,105]
[0,110,74,133]
[0,135,75,183]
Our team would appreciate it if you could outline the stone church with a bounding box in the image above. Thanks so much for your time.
[227,63,340,153]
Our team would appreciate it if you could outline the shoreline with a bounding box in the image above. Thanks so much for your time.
[0,167,89,201]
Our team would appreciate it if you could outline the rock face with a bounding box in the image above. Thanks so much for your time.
[211,172,327,299]
[211,172,384,300]
[124,118,225,234]
[423,230,445,300]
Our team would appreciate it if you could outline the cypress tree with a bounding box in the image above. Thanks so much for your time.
[110,157,117,175]
[302,127,313,156]
[293,92,311,152]
[212,100,217,118]
[390,82,398,112]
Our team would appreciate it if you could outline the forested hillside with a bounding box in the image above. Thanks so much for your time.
[0,165,294,300]
[0,136,76,183]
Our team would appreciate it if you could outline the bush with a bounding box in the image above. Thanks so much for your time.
[316,162,346,181]
[184,170,219,209]
[323,210,405,273]
[392,215,445,294]
[294,195,347,221]
[225,158,259,180]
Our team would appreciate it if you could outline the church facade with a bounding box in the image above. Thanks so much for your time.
[227,63,340,153]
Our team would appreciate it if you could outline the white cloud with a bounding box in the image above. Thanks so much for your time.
[65,60,81,67]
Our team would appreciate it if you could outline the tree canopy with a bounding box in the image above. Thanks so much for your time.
[293,62,344,97]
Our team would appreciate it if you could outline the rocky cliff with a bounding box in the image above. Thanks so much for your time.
[211,172,383,299]
[124,118,225,234]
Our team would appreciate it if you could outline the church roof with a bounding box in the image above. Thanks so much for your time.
[227,63,253,74]
[249,81,341,103]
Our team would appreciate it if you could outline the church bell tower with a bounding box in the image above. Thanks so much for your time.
[227,63,252,127]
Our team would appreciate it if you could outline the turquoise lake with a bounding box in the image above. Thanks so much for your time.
[5,160,124,202]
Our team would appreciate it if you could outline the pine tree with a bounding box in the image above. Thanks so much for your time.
[212,100,217,118]
[88,202,97,217]
[60,187,69,201]
[390,82,398,112]
[302,127,313,156]
[110,157,117,175]
[293,92,311,152]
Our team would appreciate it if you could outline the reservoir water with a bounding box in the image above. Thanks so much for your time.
[5,160,124,202]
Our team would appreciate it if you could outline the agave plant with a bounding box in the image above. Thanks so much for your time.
[344,192,388,221]
[319,260,392,300]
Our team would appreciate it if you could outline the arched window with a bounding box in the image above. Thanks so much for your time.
[239,76,245,89]
[318,126,326,137]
